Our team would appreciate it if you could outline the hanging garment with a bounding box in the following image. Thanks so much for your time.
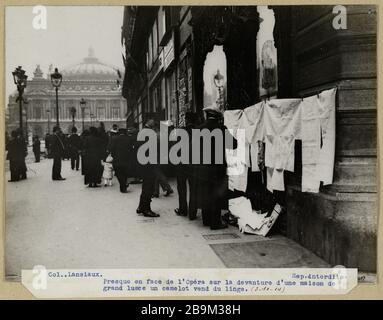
[225,110,250,192]
[263,99,301,191]
[225,128,249,192]
[242,102,265,144]
[224,109,243,139]
[265,134,295,172]
[264,99,301,170]
[266,167,285,192]
[264,99,302,140]
[301,88,336,192]
[250,142,260,172]
[226,149,248,192]
[242,102,264,172]
[317,88,336,185]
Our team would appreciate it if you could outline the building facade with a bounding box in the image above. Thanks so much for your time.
[7,48,127,138]
[122,5,377,272]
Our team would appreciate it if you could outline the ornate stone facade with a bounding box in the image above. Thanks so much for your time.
[8,48,127,137]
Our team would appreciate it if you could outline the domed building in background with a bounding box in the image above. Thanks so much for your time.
[7,47,127,138]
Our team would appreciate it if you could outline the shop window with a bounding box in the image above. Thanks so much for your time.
[166,70,177,125]
[257,6,278,98]
[203,45,227,112]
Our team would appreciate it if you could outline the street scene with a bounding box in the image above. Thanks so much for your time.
[4,5,377,280]
[5,152,330,280]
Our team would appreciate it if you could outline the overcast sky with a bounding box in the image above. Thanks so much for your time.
[5,6,124,104]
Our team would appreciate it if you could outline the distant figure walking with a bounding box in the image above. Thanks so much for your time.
[32,135,41,163]
[50,126,66,181]
[68,126,81,170]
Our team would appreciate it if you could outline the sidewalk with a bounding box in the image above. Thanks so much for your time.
[5,157,329,280]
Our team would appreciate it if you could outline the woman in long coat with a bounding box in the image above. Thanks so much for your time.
[83,127,104,187]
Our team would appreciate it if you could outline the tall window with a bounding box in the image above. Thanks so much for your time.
[96,107,106,120]
[152,20,158,60]
[34,106,42,120]
[158,7,166,43]
[111,107,120,119]
[148,34,153,69]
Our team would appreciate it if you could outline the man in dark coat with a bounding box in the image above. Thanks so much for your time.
[129,123,143,184]
[68,126,81,170]
[16,128,28,180]
[195,105,235,230]
[136,119,160,217]
[109,128,135,193]
[175,111,198,219]
[32,135,41,162]
[80,129,90,183]
[50,126,66,181]
[6,130,26,182]
[83,126,104,187]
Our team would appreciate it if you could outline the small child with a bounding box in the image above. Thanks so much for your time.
[102,155,114,187]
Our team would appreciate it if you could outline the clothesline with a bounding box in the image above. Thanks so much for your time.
[224,87,337,194]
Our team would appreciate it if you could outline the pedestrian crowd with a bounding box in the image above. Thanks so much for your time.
[6,105,261,230]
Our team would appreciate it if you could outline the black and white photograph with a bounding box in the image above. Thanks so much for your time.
[4,5,377,283]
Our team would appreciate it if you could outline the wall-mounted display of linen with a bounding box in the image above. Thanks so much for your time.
[300,88,336,192]
[223,87,336,194]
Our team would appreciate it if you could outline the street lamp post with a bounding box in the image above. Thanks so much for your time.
[90,113,94,127]
[23,98,29,143]
[80,98,86,132]
[70,106,76,129]
[46,110,51,134]
[50,67,63,127]
[12,66,28,130]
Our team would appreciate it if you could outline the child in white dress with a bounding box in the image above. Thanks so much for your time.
[102,154,114,187]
